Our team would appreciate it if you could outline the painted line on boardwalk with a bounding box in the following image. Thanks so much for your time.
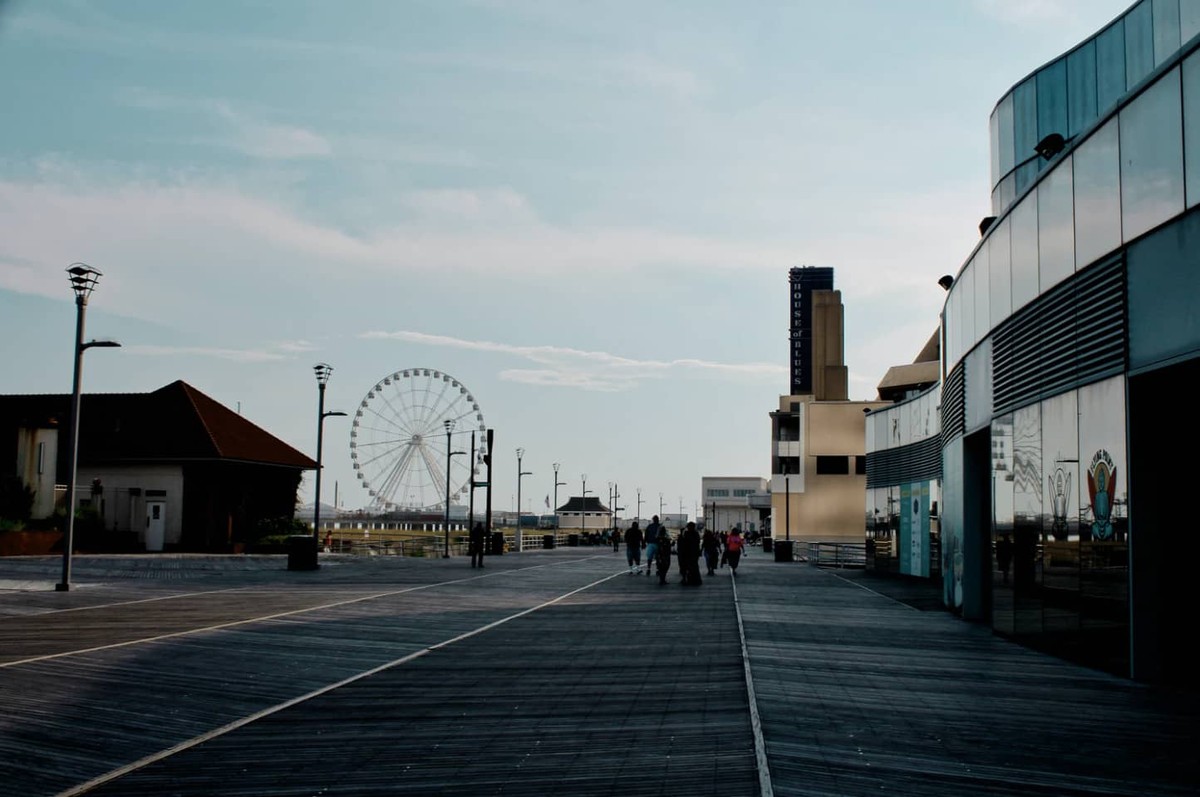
[54,568,626,797]
[731,569,775,797]
[26,587,249,616]
[824,568,922,611]
[0,556,606,669]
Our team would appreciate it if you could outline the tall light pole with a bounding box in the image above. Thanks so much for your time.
[636,488,643,523]
[312,364,347,559]
[553,462,566,528]
[783,460,791,541]
[57,264,120,592]
[581,474,590,540]
[443,419,465,558]
[612,483,620,533]
[516,447,532,553]
[659,492,665,519]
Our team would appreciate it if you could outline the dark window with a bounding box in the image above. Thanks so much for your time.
[855,456,867,475]
[816,456,850,475]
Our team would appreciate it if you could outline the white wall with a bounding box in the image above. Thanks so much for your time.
[74,465,185,547]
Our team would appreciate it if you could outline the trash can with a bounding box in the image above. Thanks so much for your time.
[490,531,505,555]
[761,537,774,553]
[773,540,794,563]
[567,534,579,547]
[287,535,318,571]
[543,534,555,549]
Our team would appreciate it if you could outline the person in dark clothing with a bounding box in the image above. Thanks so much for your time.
[469,522,486,568]
[624,522,643,573]
[612,527,622,553]
[643,516,663,577]
[678,522,702,585]
[701,529,720,576]
[654,527,672,585]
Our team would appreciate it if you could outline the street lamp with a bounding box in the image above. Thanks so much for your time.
[311,364,348,561]
[57,264,121,592]
[515,447,532,552]
[581,474,590,540]
[443,419,465,558]
[636,487,643,523]
[782,460,791,541]
[553,462,566,528]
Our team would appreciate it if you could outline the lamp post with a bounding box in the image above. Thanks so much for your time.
[443,420,466,558]
[516,448,532,553]
[659,492,665,518]
[553,462,566,529]
[636,488,643,524]
[782,460,791,541]
[57,264,120,592]
[312,364,347,560]
[581,474,590,540]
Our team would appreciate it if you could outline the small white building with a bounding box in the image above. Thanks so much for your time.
[555,496,610,533]
[701,476,768,534]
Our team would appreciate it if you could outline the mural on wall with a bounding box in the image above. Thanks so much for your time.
[1087,449,1117,540]
[1047,466,1073,541]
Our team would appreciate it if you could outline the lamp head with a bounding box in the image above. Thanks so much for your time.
[67,263,103,303]
[313,363,333,386]
[516,447,525,459]
[444,418,456,433]
[937,275,954,291]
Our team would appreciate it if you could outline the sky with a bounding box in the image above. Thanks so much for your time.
[0,0,1135,519]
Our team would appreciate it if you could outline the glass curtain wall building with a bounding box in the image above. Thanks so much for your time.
[940,0,1200,684]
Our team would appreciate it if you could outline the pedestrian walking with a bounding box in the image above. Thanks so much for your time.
[725,526,744,574]
[678,521,702,585]
[625,521,644,573]
[653,526,672,585]
[643,515,663,577]
[470,521,486,568]
[612,526,622,553]
[702,528,720,576]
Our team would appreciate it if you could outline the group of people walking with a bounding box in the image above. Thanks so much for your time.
[620,516,744,585]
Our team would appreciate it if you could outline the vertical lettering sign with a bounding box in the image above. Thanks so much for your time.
[788,266,834,394]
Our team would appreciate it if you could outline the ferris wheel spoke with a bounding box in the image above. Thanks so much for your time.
[374,390,415,437]
[358,437,411,472]
[408,372,432,431]
[417,380,456,436]
[417,442,449,504]
[375,442,419,506]
[364,403,412,437]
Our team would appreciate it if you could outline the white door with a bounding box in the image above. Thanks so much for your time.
[145,501,165,552]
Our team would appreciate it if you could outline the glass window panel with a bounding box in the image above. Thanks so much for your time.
[1126,0,1154,87]
[973,246,990,345]
[992,186,1002,216]
[1074,118,1123,269]
[990,109,1001,188]
[998,93,1015,176]
[958,262,975,358]
[1097,21,1127,112]
[1014,77,1039,165]
[1153,0,1181,66]
[1038,58,1069,142]
[1120,67,1184,241]
[999,172,1017,212]
[1011,402,1044,634]
[989,217,1012,326]
[1184,51,1200,207]
[1077,375,1127,544]
[992,413,1016,635]
[1010,190,1039,311]
[1015,160,1039,196]
[1038,155,1075,291]
[1183,0,1200,44]
[1068,40,1099,138]
[944,289,958,369]
[1042,390,1081,634]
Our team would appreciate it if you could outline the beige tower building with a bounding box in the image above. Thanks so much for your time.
[770,268,887,543]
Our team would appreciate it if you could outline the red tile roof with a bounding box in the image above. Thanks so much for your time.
[0,381,316,469]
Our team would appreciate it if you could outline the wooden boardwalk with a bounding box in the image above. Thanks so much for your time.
[0,548,1196,796]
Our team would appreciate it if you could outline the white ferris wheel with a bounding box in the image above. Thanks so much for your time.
[349,368,486,512]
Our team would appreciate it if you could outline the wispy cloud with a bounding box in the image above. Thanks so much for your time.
[118,87,330,160]
[359,329,785,391]
[121,339,318,363]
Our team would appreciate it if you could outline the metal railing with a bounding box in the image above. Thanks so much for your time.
[804,541,866,568]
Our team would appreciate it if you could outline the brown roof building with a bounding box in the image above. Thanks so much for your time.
[1,381,316,552]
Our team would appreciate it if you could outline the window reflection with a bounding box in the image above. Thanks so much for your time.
[1068,40,1099,138]
[1097,21,1127,113]
[1125,0,1154,88]
[1121,67,1184,241]
[1074,118,1122,269]
[973,247,990,345]
[989,216,1012,326]
[1037,57,1068,142]
[1152,0,1181,67]
[1038,157,1075,292]
[1010,190,1039,312]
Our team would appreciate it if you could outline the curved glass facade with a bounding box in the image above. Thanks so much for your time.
[939,2,1200,682]
[988,0,1200,216]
